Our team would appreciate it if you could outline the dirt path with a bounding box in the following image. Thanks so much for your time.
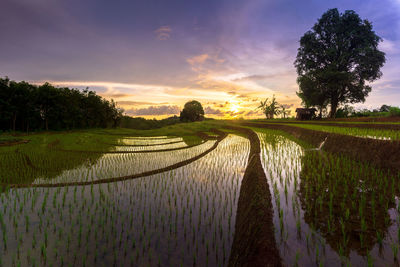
[1,131,227,189]
[225,126,282,267]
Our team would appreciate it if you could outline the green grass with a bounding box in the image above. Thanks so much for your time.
[280,123,400,140]
[247,118,400,125]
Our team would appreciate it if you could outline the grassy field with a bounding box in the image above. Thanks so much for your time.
[0,120,399,266]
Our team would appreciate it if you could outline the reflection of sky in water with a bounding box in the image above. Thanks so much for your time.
[257,131,400,266]
[33,139,215,184]
[0,134,249,266]
[117,137,183,145]
[113,141,188,151]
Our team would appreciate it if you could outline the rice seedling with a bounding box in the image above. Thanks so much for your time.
[283,123,400,140]
[0,131,248,266]
[256,127,400,266]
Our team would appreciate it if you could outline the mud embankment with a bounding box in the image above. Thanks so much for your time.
[104,140,183,147]
[0,139,30,146]
[225,126,281,267]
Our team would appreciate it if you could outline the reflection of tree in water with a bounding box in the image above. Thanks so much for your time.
[298,150,397,257]
[0,149,104,185]
[0,135,117,185]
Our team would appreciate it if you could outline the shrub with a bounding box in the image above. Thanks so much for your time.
[389,107,400,117]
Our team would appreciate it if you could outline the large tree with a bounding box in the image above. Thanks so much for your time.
[180,100,204,122]
[295,8,385,118]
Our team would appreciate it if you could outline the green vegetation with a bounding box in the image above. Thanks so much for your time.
[180,100,205,122]
[119,115,181,130]
[0,119,399,266]
[257,95,292,119]
[0,121,224,184]
[0,77,123,132]
[0,123,248,266]
[282,123,400,140]
[295,9,386,118]
[256,128,400,266]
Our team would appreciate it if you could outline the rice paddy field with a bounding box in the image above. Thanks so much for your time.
[0,119,399,266]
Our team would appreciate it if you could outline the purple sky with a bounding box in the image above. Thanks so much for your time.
[1,0,399,117]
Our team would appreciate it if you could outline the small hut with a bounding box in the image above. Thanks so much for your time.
[295,108,317,120]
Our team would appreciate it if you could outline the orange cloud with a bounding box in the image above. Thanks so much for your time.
[154,26,172,40]
[187,54,209,66]
[126,105,180,116]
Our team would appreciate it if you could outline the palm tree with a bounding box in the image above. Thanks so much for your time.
[280,105,291,119]
[257,95,280,119]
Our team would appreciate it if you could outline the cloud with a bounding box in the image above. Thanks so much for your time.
[126,105,180,116]
[204,106,224,115]
[233,74,269,82]
[379,38,400,55]
[281,103,294,109]
[232,72,294,82]
[154,26,172,40]
[187,54,209,66]
[116,101,168,106]
[245,110,264,116]
[102,93,133,98]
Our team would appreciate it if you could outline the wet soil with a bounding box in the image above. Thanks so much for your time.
[0,139,29,146]
[225,126,282,267]
[103,140,183,147]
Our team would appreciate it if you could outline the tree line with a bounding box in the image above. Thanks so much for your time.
[0,77,123,132]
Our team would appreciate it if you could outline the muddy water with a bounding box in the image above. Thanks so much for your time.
[257,130,400,266]
[0,134,249,266]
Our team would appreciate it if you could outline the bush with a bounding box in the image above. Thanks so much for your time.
[389,107,400,117]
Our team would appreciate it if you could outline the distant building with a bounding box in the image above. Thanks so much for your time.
[295,108,317,120]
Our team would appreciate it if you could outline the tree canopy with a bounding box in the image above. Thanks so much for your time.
[0,77,123,132]
[295,8,386,118]
[180,100,204,122]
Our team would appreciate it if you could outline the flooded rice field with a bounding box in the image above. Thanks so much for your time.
[0,127,398,266]
[0,134,249,266]
[258,129,400,266]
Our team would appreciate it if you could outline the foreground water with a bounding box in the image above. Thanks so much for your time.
[33,139,215,184]
[258,129,400,266]
[0,134,249,266]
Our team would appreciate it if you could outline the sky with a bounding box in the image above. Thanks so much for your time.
[1,0,399,119]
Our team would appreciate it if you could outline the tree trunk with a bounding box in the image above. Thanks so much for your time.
[12,113,16,131]
[330,100,338,118]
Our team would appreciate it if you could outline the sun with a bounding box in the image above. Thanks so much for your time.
[230,103,240,113]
